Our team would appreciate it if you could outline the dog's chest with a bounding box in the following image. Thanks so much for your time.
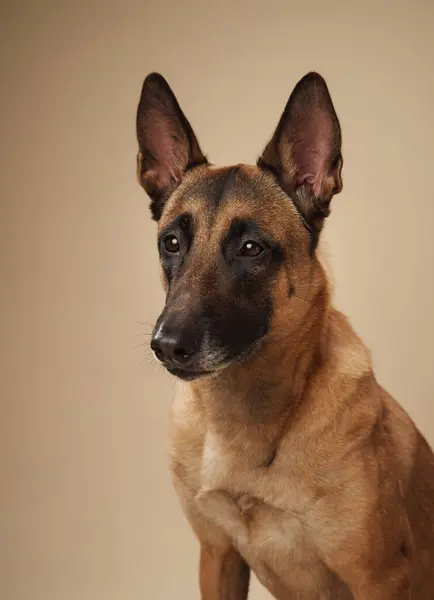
[170,391,352,599]
[174,424,348,598]
[198,431,314,557]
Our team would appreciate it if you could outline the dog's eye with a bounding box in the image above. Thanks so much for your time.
[238,241,264,258]
[163,235,180,253]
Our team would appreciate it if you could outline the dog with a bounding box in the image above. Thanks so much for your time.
[135,71,434,599]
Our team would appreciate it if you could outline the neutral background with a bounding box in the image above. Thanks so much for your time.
[1,1,433,599]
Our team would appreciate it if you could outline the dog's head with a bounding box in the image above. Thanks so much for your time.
[136,73,343,380]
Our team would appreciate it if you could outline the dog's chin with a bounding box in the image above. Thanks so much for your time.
[165,336,265,382]
[166,366,214,382]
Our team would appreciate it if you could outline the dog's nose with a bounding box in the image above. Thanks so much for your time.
[151,329,197,367]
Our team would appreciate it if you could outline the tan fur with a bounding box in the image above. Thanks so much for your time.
[164,165,434,599]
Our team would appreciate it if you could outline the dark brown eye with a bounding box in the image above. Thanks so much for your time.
[163,235,180,253]
[238,240,264,258]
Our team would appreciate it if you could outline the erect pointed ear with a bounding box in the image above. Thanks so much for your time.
[136,73,208,221]
[257,72,343,243]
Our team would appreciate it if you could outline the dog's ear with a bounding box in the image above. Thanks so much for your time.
[136,73,207,221]
[258,72,342,242]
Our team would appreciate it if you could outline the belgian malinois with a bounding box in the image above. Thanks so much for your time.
[136,72,434,599]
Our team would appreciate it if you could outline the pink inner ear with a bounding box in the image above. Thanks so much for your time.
[292,110,334,197]
[144,109,187,188]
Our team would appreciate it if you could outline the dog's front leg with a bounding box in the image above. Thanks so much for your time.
[317,499,413,599]
[200,544,250,600]
[346,562,412,600]
[323,532,412,599]
[196,490,251,599]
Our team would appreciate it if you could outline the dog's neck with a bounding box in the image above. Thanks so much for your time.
[190,277,329,442]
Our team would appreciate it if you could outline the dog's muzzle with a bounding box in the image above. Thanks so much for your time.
[150,321,215,381]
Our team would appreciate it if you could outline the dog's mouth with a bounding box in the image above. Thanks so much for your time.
[163,334,267,382]
[166,366,214,381]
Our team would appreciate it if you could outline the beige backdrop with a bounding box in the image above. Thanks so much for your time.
[1,1,434,599]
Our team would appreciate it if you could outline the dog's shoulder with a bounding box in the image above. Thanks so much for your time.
[325,308,372,380]
[169,383,206,489]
